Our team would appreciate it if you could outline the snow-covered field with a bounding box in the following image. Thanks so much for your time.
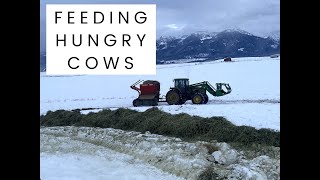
[41,130,183,180]
[41,126,280,180]
[40,56,280,180]
[41,56,280,130]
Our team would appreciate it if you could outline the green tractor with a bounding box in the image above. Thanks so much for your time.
[166,78,232,105]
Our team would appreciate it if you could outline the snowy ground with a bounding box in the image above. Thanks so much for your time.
[41,154,182,180]
[41,126,280,180]
[40,57,280,180]
[41,56,280,130]
[41,132,183,180]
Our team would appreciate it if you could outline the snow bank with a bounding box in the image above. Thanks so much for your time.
[41,126,280,180]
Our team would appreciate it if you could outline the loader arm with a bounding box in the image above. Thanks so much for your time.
[189,81,232,96]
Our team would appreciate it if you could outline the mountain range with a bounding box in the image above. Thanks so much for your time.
[40,29,280,71]
[156,29,280,63]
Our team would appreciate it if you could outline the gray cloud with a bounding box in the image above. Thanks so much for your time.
[40,0,279,51]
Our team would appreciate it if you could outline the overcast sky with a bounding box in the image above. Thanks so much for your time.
[40,0,280,51]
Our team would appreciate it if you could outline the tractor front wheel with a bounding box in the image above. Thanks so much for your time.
[166,90,181,105]
[192,93,205,104]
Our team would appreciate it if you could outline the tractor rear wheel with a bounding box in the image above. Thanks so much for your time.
[192,93,205,104]
[203,94,209,104]
[166,90,181,105]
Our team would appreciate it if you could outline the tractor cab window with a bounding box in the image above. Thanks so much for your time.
[181,80,185,87]
[175,80,179,87]
[174,80,183,87]
[177,80,183,87]
[175,79,188,88]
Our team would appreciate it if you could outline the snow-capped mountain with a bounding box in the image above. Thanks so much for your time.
[156,29,280,62]
[266,30,280,41]
[40,29,280,70]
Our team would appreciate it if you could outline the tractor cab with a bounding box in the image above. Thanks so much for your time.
[173,78,189,93]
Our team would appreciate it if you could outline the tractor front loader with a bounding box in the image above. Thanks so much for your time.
[166,79,231,105]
